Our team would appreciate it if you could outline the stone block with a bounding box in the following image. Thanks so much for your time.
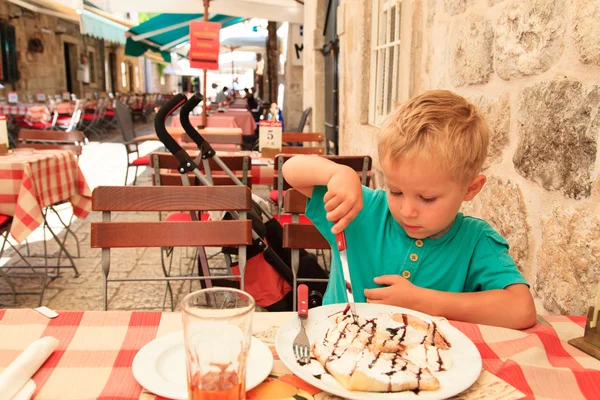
[449,12,494,86]
[536,207,600,315]
[572,0,600,66]
[488,0,507,5]
[444,0,474,16]
[514,77,599,199]
[460,176,530,274]
[470,93,510,167]
[494,0,566,80]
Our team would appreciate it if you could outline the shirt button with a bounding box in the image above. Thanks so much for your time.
[415,239,423,248]
[402,270,411,279]
[410,253,418,262]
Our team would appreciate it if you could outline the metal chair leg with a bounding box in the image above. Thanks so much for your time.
[160,246,175,311]
[133,166,139,186]
[124,164,130,186]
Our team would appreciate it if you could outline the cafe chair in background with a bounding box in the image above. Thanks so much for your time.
[90,185,253,311]
[114,100,152,186]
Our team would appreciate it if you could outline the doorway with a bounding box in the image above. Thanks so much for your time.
[322,0,339,155]
[108,52,117,94]
[128,62,135,91]
[63,42,79,97]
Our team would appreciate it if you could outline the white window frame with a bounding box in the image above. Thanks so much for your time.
[121,62,127,88]
[369,0,402,126]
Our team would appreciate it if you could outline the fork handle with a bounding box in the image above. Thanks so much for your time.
[298,284,308,318]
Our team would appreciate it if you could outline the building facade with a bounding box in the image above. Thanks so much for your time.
[304,0,600,316]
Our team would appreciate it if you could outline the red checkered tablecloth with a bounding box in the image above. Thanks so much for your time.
[0,309,598,400]
[0,103,51,123]
[0,149,92,243]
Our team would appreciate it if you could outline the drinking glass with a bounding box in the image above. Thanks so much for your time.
[181,288,255,400]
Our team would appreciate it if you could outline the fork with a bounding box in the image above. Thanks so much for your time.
[293,284,310,365]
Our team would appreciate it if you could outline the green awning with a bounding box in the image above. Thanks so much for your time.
[125,13,245,62]
[81,9,128,44]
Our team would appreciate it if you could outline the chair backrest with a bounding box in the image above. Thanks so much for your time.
[282,133,324,143]
[149,152,252,188]
[115,99,136,143]
[272,154,372,212]
[91,186,253,249]
[273,154,372,191]
[295,107,312,132]
[282,189,329,250]
[17,129,85,156]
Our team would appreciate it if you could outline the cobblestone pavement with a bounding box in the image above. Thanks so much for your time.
[0,123,276,311]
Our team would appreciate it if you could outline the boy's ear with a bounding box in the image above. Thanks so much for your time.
[464,175,486,201]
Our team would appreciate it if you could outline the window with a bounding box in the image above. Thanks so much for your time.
[121,62,127,88]
[87,50,96,84]
[369,0,402,126]
[135,66,140,89]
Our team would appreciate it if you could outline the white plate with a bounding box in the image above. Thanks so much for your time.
[132,331,273,399]
[275,304,482,400]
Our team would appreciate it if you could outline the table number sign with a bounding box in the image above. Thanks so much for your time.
[568,282,600,360]
[0,115,8,154]
[62,92,71,101]
[259,120,282,158]
[36,93,46,102]
[7,92,18,104]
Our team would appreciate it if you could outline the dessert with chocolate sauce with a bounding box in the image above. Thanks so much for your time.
[310,309,452,393]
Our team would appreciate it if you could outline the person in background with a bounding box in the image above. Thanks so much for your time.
[267,102,284,131]
[246,88,259,111]
[215,87,229,105]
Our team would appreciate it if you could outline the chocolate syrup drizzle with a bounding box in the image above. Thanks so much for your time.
[303,311,448,392]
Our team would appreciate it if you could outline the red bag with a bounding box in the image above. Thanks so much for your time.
[230,252,292,308]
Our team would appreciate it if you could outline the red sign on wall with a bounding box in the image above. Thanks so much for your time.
[189,21,221,70]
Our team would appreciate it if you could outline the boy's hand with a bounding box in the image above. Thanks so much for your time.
[324,166,363,234]
[364,275,421,306]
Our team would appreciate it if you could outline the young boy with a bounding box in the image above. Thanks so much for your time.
[282,90,536,329]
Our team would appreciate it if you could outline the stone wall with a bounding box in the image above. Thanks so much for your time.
[329,0,600,315]
[145,59,179,94]
[303,0,327,133]
[0,2,78,98]
[284,23,305,131]
[0,1,150,100]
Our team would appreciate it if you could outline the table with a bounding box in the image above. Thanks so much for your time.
[0,103,50,124]
[0,309,598,399]
[179,112,256,135]
[0,150,92,243]
[170,114,240,129]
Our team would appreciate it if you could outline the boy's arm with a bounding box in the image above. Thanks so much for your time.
[282,155,363,233]
[364,277,536,329]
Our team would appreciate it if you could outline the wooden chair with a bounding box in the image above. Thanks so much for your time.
[149,152,252,189]
[90,186,253,311]
[271,154,372,215]
[17,129,85,157]
[149,152,253,306]
[282,189,330,310]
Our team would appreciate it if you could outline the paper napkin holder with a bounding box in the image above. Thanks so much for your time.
[568,306,600,361]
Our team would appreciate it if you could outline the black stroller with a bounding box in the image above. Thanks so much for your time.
[154,92,329,311]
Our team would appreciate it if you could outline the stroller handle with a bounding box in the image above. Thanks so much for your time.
[180,92,215,159]
[154,93,195,168]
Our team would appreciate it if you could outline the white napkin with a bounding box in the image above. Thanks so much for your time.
[10,380,36,400]
[0,336,59,400]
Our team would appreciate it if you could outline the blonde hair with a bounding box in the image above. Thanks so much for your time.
[378,90,489,183]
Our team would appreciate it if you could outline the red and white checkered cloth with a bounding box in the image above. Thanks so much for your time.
[0,309,598,400]
[0,149,92,243]
[0,103,51,123]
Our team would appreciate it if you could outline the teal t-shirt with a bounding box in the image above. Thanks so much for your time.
[306,185,529,305]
